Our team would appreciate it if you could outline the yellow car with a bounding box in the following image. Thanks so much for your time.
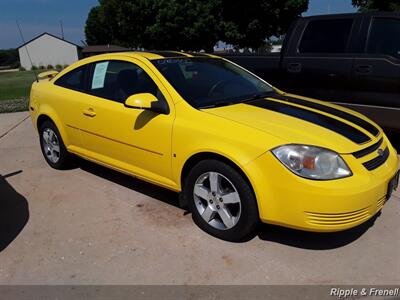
[29,51,399,242]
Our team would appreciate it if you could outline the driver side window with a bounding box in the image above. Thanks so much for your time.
[88,60,160,103]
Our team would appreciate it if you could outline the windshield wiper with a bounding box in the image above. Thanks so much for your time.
[241,91,276,103]
[198,100,237,109]
[198,91,276,109]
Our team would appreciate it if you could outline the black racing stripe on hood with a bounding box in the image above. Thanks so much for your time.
[271,94,379,136]
[247,99,371,144]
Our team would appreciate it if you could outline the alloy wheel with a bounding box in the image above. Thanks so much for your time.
[42,128,61,163]
[193,171,242,230]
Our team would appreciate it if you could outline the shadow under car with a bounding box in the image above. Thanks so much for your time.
[78,159,379,248]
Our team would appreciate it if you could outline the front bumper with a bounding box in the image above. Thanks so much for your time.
[245,137,399,232]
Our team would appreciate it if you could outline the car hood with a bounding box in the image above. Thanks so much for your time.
[201,93,382,154]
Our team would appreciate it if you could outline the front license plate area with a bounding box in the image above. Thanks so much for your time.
[387,170,399,200]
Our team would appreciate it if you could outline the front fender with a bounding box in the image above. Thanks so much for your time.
[171,103,286,190]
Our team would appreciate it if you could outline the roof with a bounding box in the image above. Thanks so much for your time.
[82,50,219,61]
[144,51,215,59]
[57,51,221,73]
[17,32,82,49]
[82,45,130,53]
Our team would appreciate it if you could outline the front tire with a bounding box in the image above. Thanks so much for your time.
[39,120,73,169]
[184,159,259,242]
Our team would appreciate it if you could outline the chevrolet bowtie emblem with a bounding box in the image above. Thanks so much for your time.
[377,149,384,156]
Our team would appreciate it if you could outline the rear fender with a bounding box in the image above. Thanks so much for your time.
[36,104,70,146]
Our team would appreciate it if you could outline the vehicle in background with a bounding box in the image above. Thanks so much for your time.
[220,12,400,131]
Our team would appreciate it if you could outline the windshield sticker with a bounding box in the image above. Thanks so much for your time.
[155,58,192,64]
[91,61,109,89]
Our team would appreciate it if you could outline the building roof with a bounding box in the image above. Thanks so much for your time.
[17,32,82,49]
[82,45,130,53]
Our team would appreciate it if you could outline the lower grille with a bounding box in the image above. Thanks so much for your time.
[305,208,370,226]
[362,147,389,171]
[376,196,386,211]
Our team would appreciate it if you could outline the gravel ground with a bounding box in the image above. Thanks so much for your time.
[0,112,399,286]
[0,98,29,113]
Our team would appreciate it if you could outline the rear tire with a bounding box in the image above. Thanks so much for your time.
[184,159,259,242]
[39,120,73,170]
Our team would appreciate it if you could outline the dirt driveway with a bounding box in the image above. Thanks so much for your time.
[0,112,399,284]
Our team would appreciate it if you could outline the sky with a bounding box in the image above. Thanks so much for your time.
[1,0,357,49]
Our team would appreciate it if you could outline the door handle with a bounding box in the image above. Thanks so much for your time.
[355,65,372,74]
[83,108,96,117]
[287,63,302,73]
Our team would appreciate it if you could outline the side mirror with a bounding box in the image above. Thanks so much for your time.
[125,93,156,110]
[124,93,169,114]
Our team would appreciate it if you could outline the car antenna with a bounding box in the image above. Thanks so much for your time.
[16,20,38,82]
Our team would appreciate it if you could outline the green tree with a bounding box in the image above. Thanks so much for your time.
[145,0,221,52]
[101,0,157,48]
[0,49,19,67]
[85,0,309,51]
[220,0,308,49]
[85,5,114,45]
[85,0,159,48]
[352,0,400,11]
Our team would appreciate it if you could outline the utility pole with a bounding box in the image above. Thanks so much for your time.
[60,20,64,39]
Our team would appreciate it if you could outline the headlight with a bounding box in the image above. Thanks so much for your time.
[272,145,352,180]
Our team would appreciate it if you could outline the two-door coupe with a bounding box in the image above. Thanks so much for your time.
[29,51,399,241]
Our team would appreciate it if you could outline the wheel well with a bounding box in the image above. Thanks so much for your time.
[181,152,252,189]
[37,114,53,130]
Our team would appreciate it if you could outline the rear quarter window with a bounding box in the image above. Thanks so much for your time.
[54,65,88,92]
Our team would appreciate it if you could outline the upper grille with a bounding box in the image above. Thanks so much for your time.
[352,137,383,159]
[362,147,389,171]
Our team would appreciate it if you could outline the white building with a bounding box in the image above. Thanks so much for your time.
[271,45,282,53]
[18,33,82,70]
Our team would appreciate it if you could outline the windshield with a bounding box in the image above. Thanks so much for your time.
[151,58,274,108]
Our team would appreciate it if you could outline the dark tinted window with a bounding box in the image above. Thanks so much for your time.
[89,60,160,103]
[152,58,273,108]
[299,19,353,53]
[55,65,87,91]
[367,18,400,58]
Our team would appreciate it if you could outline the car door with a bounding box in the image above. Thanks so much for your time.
[80,58,176,188]
[52,63,91,152]
[347,14,400,129]
[281,15,359,102]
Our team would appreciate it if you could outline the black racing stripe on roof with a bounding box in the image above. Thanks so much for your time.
[247,99,371,144]
[272,94,379,136]
[146,51,187,58]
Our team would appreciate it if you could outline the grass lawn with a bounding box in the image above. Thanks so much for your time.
[0,70,37,113]
[0,70,37,100]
